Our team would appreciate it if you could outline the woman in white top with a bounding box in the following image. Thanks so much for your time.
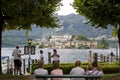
[39,50,44,62]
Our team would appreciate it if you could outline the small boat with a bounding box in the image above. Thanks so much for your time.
[1,56,10,73]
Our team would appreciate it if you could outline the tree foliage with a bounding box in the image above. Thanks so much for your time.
[72,0,120,41]
[98,38,109,49]
[72,0,120,70]
[0,0,62,31]
[73,0,120,28]
[0,0,62,74]
[71,34,90,41]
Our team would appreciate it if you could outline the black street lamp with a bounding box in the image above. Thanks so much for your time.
[27,39,32,72]
[116,44,118,61]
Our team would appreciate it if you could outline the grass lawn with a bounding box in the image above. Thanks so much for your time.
[0,75,35,80]
[101,73,120,80]
[0,73,120,80]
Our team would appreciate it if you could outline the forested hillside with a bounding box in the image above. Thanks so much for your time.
[2,14,113,47]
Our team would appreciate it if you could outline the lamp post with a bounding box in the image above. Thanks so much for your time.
[116,44,118,61]
[27,39,32,72]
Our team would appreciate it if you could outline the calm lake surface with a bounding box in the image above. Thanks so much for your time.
[2,47,116,63]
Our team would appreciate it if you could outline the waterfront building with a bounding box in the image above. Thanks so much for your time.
[50,34,72,48]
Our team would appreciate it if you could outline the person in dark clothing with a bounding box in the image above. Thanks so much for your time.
[110,51,115,56]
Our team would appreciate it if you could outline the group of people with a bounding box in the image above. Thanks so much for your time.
[12,46,104,79]
[34,60,103,80]
[12,45,61,75]
[38,49,60,63]
[34,49,104,80]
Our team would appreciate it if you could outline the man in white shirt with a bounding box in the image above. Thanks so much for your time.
[12,46,21,75]
[34,61,48,80]
[70,61,85,80]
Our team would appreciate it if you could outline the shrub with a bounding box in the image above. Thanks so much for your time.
[31,62,119,74]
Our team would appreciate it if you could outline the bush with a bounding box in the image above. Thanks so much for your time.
[31,62,119,74]
[99,62,119,74]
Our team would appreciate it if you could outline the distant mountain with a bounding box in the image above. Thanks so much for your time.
[57,14,113,38]
[2,14,114,47]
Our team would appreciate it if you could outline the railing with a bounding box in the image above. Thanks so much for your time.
[35,75,102,80]
[88,52,118,63]
[3,52,118,75]
[2,58,38,75]
[97,54,118,62]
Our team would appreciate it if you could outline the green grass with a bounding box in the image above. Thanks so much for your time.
[0,74,35,80]
[0,73,120,80]
[101,73,120,80]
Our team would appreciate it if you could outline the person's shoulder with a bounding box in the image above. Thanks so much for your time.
[59,68,63,71]
[80,67,85,71]
[87,70,93,73]
[51,69,55,72]
[34,69,38,74]
[98,71,104,76]
[70,67,78,71]
[34,68,39,71]
[75,67,85,71]
[79,67,84,69]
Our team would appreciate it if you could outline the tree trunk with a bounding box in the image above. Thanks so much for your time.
[118,26,120,72]
[0,8,13,74]
[0,8,3,74]
[0,9,2,74]
[0,25,2,74]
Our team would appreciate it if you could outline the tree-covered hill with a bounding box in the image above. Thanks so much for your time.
[57,14,113,38]
[2,14,113,47]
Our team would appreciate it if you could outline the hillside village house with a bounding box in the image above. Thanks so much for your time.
[49,34,98,48]
[71,41,98,48]
[50,34,72,48]
[36,34,98,49]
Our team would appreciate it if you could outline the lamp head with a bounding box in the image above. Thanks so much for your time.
[28,39,32,45]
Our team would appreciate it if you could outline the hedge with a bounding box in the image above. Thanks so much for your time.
[31,62,119,74]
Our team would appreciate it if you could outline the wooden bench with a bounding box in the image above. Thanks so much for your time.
[35,75,102,80]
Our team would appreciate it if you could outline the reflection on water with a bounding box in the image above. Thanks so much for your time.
[2,47,116,63]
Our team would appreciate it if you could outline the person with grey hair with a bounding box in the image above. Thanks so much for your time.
[70,60,85,80]
[34,61,48,80]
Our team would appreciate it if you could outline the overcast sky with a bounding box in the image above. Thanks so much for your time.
[57,0,76,15]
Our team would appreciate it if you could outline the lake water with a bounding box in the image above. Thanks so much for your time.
[1,47,117,63]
